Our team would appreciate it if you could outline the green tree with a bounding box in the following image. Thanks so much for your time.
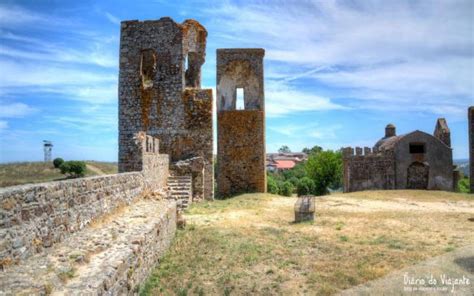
[279,181,294,197]
[297,177,315,196]
[302,145,323,155]
[278,145,291,153]
[53,157,64,168]
[305,150,343,195]
[458,177,470,193]
[60,161,87,178]
[267,174,280,194]
[282,162,307,180]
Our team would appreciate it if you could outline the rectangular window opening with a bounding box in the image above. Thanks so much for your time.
[236,88,245,110]
[409,143,425,154]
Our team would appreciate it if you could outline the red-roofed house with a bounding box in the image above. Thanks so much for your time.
[275,160,296,170]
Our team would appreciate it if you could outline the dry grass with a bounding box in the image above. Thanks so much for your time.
[0,161,117,187]
[141,190,474,295]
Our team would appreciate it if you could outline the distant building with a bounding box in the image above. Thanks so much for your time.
[266,152,307,172]
[343,119,456,192]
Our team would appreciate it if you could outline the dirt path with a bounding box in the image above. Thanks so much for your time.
[86,164,106,175]
[338,244,474,295]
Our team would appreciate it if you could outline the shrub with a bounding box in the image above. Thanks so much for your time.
[53,157,64,168]
[297,177,315,196]
[60,161,86,178]
[267,175,280,194]
[458,177,470,193]
[279,181,294,197]
[288,176,300,187]
[305,150,342,196]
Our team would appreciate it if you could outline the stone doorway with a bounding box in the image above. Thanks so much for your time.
[407,162,429,189]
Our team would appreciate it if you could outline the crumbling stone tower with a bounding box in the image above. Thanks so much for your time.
[434,118,451,147]
[216,49,267,197]
[118,17,214,200]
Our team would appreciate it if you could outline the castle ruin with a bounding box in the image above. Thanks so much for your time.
[118,18,214,203]
[343,119,456,192]
[216,49,267,197]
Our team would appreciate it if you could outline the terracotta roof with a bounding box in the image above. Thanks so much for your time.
[275,160,296,169]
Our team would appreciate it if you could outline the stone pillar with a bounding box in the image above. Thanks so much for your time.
[216,48,266,197]
[469,107,474,193]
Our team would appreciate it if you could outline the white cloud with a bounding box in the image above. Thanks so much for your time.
[0,101,36,118]
[265,81,346,117]
[201,0,474,115]
[104,12,121,25]
[269,122,342,140]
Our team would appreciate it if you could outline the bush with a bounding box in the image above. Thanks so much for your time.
[280,181,294,197]
[53,157,64,168]
[305,150,342,196]
[60,161,86,178]
[458,177,470,193]
[267,175,280,194]
[297,177,315,196]
[288,176,300,187]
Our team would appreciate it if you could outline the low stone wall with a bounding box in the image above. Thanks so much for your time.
[0,133,169,266]
[0,199,176,295]
[0,172,144,264]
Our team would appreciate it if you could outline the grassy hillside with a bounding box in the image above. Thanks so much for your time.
[0,161,118,187]
[141,191,473,295]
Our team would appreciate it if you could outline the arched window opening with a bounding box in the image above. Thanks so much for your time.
[140,49,156,89]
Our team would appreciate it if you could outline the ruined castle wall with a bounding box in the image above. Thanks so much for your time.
[217,111,266,196]
[216,49,265,112]
[469,106,474,193]
[393,131,453,191]
[0,134,169,264]
[216,49,266,197]
[118,18,213,200]
[343,147,396,193]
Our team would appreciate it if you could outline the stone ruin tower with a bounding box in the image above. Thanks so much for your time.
[216,49,267,197]
[118,17,214,200]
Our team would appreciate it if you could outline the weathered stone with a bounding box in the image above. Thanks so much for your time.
[216,48,267,197]
[118,18,213,201]
[294,196,315,223]
[469,106,474,193]
[344,120,455,192]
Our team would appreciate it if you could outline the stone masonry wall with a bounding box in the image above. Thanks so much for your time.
[216,48,266,197]
[469,107,474,193]
[343,147,396,193]
[217,111,266,196]
[0,133,168,265]
[118,17,213,200]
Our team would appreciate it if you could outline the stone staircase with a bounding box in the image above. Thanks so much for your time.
[167,175,193,210]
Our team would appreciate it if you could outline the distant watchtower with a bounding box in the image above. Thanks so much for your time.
[43,140,53,162]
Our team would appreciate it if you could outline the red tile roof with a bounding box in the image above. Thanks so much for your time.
[275,160,296,169]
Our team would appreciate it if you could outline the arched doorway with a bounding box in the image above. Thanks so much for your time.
[407,162,429,189]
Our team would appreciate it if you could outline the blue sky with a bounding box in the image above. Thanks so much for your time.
[0,0,472,162]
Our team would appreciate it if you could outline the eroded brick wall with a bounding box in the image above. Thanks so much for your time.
[342,147,396,193]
